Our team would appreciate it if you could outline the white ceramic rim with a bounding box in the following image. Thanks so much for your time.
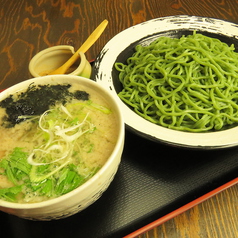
[0,75,124,209]
[93,15,238,149]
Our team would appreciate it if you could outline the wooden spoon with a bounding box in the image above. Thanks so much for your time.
[48,19,108,75]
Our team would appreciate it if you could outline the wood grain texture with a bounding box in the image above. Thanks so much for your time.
[137,184,238,238]
[1,0,238,89]
[0,0,238,237]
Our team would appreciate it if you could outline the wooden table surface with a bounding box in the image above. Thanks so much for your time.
[0,0,238,237]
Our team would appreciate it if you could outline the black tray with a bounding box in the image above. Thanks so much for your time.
[1,129,238,238]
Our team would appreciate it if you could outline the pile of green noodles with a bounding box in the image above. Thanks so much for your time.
[115,32,238,132]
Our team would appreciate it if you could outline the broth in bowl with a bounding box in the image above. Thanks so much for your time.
[0,80,119,203]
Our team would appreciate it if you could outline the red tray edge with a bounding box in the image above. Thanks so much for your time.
[124,177,238,238]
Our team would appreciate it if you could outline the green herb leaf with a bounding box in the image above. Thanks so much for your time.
[55,167,85,195]
[0,147,31,185]
[0,186,22,202]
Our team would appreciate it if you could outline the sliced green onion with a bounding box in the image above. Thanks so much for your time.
[30,160,70,183]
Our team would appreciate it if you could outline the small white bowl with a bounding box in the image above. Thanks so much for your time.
[0,75,124,220]
[29,45,92,78]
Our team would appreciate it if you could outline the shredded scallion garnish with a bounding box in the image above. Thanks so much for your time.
[0,100,109,202]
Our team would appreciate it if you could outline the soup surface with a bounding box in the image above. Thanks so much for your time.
[0,83,118,203]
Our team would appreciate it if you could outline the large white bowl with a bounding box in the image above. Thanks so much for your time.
[93,15,238,149]
[0,75,125,220]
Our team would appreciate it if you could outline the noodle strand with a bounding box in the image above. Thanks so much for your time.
[115,32,238,132]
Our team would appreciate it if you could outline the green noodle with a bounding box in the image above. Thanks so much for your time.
[115,31,238,132]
